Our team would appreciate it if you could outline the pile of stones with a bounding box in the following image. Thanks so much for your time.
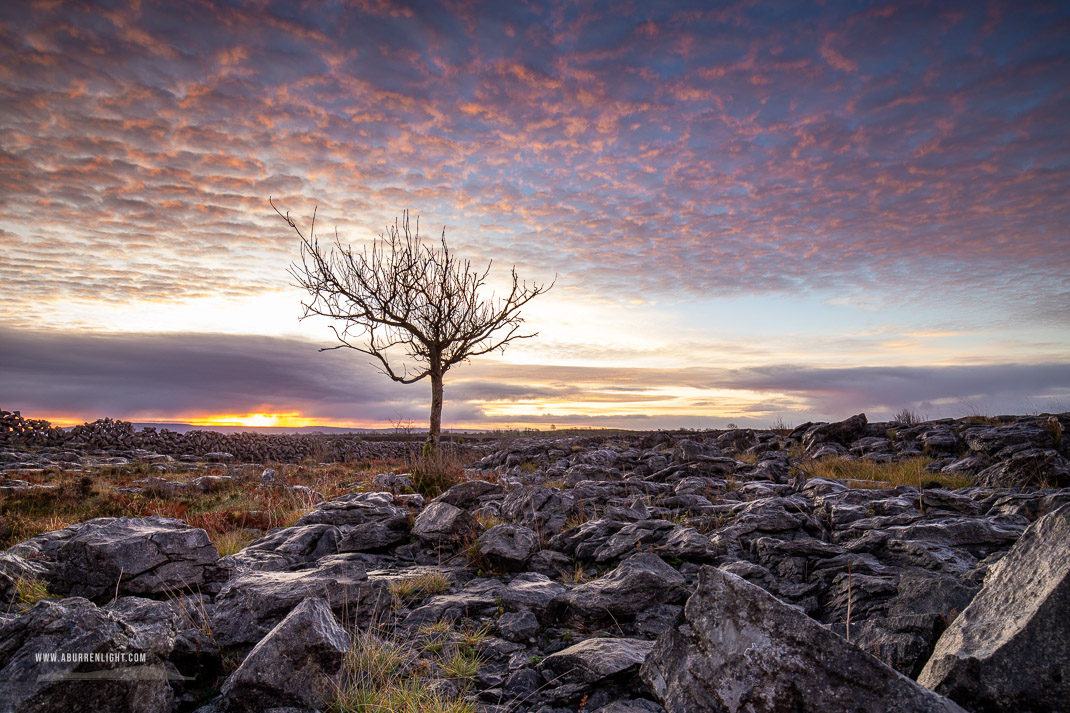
[0,411,1067,712]
[0,410,463,465]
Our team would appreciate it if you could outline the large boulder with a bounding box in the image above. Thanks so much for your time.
[918,503,1070,712]
[221,597,349,711]
[43,517,220,603]
[640,566,966,713]
[0,597,173,713]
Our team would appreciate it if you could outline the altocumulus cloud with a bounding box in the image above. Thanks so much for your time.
[0,0,1067,330]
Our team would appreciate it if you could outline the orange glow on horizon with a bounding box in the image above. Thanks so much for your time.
[32,411,368,430]
[189,412,348,429]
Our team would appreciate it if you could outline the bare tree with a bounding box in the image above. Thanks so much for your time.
[272,200,553,448]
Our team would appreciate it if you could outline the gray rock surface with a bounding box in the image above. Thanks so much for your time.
[0,553,47,611]
[501,485,574,535]
[540,637,654,685]
[479,523,540,571]
[412,500,477,545]
[640,566,967,713]
[561,553,687,621]
[221,597,349,711]
[918,503,1070,712]
[211,558,372,647]
[43,516,220,603]
[0,597,173,713]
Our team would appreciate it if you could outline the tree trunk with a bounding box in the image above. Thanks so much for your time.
[427,369,443,450]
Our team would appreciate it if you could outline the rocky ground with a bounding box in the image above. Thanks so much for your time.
[1,411,1068,712]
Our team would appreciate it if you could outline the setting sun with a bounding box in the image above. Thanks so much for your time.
[192,412,314,429]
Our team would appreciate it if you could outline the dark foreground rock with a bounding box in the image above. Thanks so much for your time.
[221,596,349,711]
[0,597,173,713]
[640,566,967,713]
[918,502,1070,712]
[540,637,654,685]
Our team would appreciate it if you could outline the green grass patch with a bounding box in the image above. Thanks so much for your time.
[12,576,52,613]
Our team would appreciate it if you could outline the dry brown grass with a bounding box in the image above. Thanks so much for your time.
[801,456,971,490]
[405,448,479,497]
[0,459,405,550]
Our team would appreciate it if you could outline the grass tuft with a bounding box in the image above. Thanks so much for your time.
[332,630,479,713]
[10,576,51,613]
[406,448,475,498]
[801,456,971,490]
[389,571,453,605]
[439,647,483,681]
[211,528,257,556]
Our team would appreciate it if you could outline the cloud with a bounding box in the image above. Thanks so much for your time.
[6,327,1065,429]
[719,363,1070,418]
[0,0,1066,336]
[0,327,413,423]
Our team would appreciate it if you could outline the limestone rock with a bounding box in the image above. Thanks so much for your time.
[412,501,477,545]
[501,485,574,535]
[0,553,47,611]
[974,448,1070,488]
[640,566,966,713]
[0,597,173,713]
[498,610,539,642]
[45,516,220,604]
[478,523,540,571]
[211,559,370,647]
[562,553,687,622]
[433,480,504,509]
[540,637,654,685]
[221,597,349,711]
[918,503,1070,712]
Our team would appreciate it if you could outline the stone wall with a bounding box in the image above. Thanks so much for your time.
[0,410,428,463]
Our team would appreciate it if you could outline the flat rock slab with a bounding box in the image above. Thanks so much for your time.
[640,566,967,713]
[919,502,1070,712]
[540,637,655,685]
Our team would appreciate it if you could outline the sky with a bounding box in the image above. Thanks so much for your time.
[1,0,1068,431]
